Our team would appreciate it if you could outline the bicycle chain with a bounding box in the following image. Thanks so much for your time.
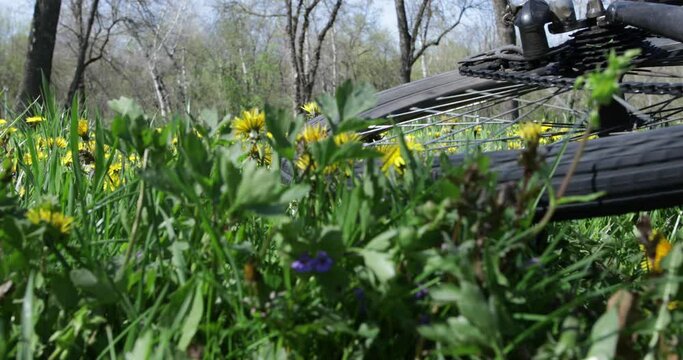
[459,28,683,95]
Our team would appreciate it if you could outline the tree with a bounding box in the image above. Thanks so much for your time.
[123,0,190,116]
[492,0,515,46]
[394,0,476,83]
[18,0,62,107]
[62,0,124,106]
[285,0,343,108]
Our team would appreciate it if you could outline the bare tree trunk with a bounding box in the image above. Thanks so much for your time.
[148,60,169,117]
[18,0,62,107]
[66,0,100,106]
[394,0,470,83]
[331,25,338,89]
[491,0,518,120]
[492,0,515,46]
[394,0,413,83]
[420,53,428,79]
[180,47,189,111]
[285,0,342,109]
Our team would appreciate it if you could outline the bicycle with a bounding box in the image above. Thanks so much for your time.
[306,0,683,221]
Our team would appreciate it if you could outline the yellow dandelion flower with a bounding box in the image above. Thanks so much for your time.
[26,115,45,124]
[27,208,74,235]
[538,125,563,144]
[23,151,47,165]
[233,108,266,140]
[333,132,360,145]
[0,121,17,134]
[472,125,482,136]
[508,140,523,150]
[378,144,404,174]
[301,102,321,116]
[18,186,25,197]
[297,123,328,144]
[108,161,123,174]
[104,161,124,192]
[378,136,424,174]
[404,135,424,151]
[518,122,543,144]
[62,151,73,166]
[53,137,68,148]
[640,230,673,273]
[296,153,316,171]
[249,143,272,166]
[78,119,89,137]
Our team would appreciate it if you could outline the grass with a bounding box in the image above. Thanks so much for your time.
[0,78,682,359]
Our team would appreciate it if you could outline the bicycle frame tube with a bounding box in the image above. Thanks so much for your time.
[606,1,683,44]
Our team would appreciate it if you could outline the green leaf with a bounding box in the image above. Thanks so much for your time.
[418,316,487,355]
[178,284,203,351]
[555,316,579,357]
[70,268,118,304]
[430,284,460,303]
[265,105,299,160]
[318,80,376,130]
[330,141,381,163]
[558,191,606,205]
[70,268,98,288]
[108,97,144,120]
[431,283,498,339]
[366,229,397,251]
[279,184,311,203]
[19,271,35,360]
[125,330,153,360]
[587,307,620,360]
[336,81,377,124]
[360,249,395,283]
[199,108,219,130]
[645,244,683,359]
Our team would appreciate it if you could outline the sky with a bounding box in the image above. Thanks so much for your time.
[0,0,399,34]
[0,0,31,19]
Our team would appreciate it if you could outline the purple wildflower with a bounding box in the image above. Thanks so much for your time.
[311,251,334,273]
[291,254,313,273]
[415,286,429,300]
[353,287,365,301]
[291,251,334,273]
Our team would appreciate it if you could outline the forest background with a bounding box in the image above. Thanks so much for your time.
[0,0,509,117]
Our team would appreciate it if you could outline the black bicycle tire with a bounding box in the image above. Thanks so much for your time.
[297,41,683,221]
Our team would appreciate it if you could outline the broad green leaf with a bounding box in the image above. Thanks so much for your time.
[19,271,35,360]
[265,105,298,160]
[318,80,376,130]
[70,268,98,288]
[178,284,204,350]
[430,283,498,339]
[555,316,579,357]
[108,97,144,120]
[125,330,153,360]
[199,108,219,130]
[431,284,460,303]
[360,249,395,283]
[587,307,620,360]
[366,229,397,251]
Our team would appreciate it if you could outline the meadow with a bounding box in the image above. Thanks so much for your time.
[1,75,682,359]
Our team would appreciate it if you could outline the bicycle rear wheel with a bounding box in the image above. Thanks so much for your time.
[316,40,683,220]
